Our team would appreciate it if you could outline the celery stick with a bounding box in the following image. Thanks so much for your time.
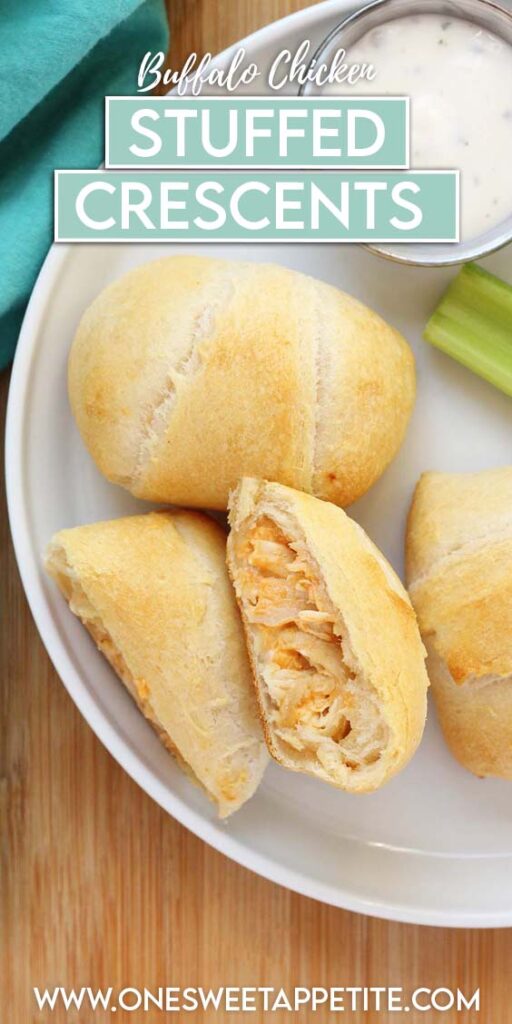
[424,263,512,397]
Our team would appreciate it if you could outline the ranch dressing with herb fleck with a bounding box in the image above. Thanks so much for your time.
[327,14,512,240]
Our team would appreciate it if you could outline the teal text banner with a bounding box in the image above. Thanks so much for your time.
[106,97,409,168]
[55,170,459,243]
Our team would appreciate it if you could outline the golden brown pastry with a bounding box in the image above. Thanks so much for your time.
[407,467,512,779]
[68,255,415,510]
[45,510,268,816]
[227,478,428,793]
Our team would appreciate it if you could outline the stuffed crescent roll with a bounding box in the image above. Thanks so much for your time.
[45,510,268,816]
[68,255,415,511]
[407,467,512,779]
[227,478,428,793]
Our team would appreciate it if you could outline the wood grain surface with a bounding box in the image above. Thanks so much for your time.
[2,2,511,1021]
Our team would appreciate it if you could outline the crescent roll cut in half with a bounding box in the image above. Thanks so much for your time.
[69,255,415,511]
[407,467,512,779]
[45,511,268,817]
[226,479,428,793]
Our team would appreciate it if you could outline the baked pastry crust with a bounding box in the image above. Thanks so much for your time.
[45,510,268,816]
[68,255,415,510]
[227,478,428,793]
[406,468,512,778]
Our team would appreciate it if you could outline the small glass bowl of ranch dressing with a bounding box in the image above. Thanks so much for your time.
[302,0,512,266]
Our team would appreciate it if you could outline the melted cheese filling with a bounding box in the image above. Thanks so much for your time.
[239,517,386,772]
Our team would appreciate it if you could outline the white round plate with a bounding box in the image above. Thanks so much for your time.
[6,0,512,926]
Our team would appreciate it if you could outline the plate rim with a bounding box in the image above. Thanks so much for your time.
[6,0,512,928]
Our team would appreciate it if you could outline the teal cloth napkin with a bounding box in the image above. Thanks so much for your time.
[0,0,169,370]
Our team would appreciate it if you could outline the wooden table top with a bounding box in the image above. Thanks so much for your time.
[2,2,511,1021]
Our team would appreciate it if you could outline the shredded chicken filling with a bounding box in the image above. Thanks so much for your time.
[238,517,386,771]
